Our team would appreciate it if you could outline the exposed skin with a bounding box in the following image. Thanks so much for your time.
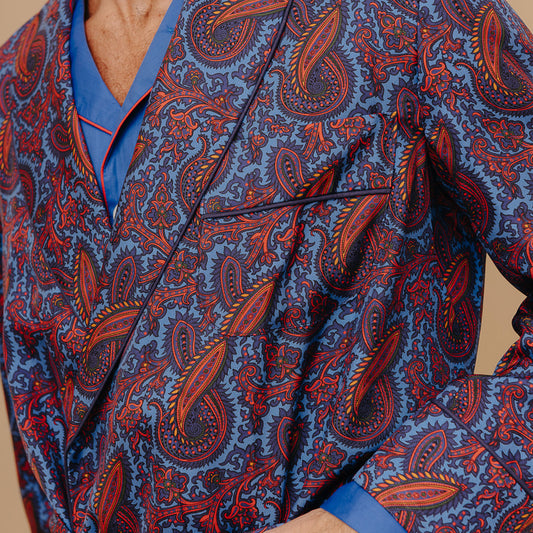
[85,0,173,104]
[85,0,358,530]
[266,508,357,533]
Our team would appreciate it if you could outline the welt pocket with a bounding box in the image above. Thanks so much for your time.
[201,188,391,220]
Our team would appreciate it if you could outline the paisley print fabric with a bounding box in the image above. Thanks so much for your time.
[0,0,533,531]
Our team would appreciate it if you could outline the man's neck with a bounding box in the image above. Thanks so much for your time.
[84,0,173,105]
[86,0,170,25]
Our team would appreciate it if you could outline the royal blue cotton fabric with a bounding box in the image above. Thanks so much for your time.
[322,483,407,533]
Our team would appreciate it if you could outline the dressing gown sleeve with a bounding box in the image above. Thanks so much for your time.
[0,44,54,533]
[322,0,533,531]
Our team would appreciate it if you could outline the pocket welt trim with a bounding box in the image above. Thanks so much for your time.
[201,188,392,219]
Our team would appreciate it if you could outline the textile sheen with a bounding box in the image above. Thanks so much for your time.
[0,0,532,531]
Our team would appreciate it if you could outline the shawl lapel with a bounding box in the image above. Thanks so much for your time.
[67,0,294,443]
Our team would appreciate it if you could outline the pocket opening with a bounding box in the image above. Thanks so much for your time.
[201,187,391,220]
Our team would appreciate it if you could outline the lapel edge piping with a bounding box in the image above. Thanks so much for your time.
[65,0,296,451]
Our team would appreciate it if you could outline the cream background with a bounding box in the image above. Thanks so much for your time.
[0,0,532,530]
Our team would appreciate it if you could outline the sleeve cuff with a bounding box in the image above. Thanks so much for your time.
[321,482,407,533]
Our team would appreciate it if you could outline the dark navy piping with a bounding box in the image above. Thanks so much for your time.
[432,397,533,498]
[201,188,392,219]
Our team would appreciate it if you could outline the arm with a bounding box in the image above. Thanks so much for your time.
[333,0,533,530]
[0,32,55,533]
[268,0,533,530]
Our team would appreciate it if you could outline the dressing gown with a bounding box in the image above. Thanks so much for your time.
[1,0,533,531]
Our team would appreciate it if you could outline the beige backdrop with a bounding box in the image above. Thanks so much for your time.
[0,0,532,531]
